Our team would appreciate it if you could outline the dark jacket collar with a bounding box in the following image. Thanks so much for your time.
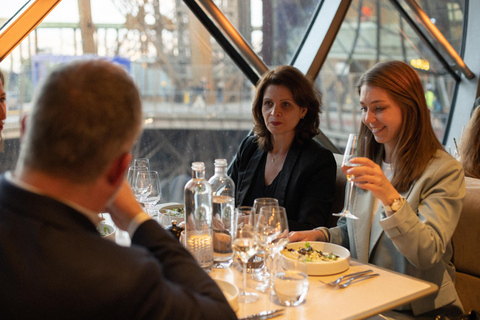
[0,174,98,234]
[236,139,303,206]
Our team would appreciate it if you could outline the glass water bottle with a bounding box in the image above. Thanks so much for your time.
[208,159,235,268]
[184,162,213,271]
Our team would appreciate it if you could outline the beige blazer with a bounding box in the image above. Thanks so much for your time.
[330,150,465,316]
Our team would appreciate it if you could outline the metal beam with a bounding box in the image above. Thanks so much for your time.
[183,0,268,85]
[290,0,352,80]
[0,0,62,62]
[402,0,474,80]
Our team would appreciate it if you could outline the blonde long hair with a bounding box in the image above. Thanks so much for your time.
[356,60,443,192]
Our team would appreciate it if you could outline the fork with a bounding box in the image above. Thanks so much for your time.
[338,273,380,288]
[327,269,374,287]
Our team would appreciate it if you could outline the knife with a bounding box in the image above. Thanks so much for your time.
[238,309,285,320]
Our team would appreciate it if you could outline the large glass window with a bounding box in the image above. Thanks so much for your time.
[0,0,253,203]
[0,0,467,200]
[221,0,320,67]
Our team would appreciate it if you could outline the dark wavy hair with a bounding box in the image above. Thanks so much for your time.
[252,65,322,151]
[356,60,443,192]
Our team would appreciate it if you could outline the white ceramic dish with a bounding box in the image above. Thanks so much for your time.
[281,241,350,276]
[97,221,116,242]
[157,202,185,225]
[214,279,239,312]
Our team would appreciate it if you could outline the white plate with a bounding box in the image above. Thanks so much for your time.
[97,221,116,242]
[157,202,184,225]
[214,279,239,312]
[281,241,350,276]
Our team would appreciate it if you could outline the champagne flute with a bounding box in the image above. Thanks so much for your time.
[232,208,259,303]
[136,170,162,216]
[256,205,289,295]
[251,197,279,289]
[333,133,361,219]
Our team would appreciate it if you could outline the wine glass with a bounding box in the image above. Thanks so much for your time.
[232,208,259,303]
[256,205,289,295]
[134,158,150,169]
[127,166,149,203]
[333,133,361,219]
[135,170,162,216]
[251,197,279,289]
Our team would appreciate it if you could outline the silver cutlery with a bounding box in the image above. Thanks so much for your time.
[338,273,380,288]
[238,309,285,320]
[327,269,374,287]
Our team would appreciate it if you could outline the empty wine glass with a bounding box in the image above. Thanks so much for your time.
[251,197,279,290]
[134,158,150,169]
[333,133,361,219]
[127,166,149,203]
[232,208,259,303]
[256,205,289,295]
[135,170,162,216]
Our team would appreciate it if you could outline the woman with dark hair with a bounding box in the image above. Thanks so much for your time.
[290,60,465,317]
[459,102,480,179]
[0,70,6,152]
[228,65,336,231]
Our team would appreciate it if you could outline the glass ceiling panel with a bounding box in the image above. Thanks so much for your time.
[316,0,464,147]
[218,0,320,68]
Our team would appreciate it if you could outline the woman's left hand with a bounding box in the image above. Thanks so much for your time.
[346,157,401,209]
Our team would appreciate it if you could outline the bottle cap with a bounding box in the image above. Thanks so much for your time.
[214,159,227,167]
[192,162,205,171]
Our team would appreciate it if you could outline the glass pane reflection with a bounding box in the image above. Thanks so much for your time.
[317,0,463,147]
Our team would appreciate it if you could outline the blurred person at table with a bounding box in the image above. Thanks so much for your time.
[459,100,480,179]
[290,60,465,318]
[0,60,237,320]
[0,70,6,152]
[228,65,336,231]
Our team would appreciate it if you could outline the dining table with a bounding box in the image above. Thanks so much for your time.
[107,213,438,320]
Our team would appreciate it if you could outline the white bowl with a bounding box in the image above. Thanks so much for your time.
[157,202,185,225]
[97,221,116,242]
[281,241,350,276]
[214,279,239,312]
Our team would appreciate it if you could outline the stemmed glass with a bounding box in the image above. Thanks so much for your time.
[256,205,289,295]
[134,158,150,169]
[333,133,361,219]
[127,166,150,203]
[232,207,259,303]
[135,170,162,216]
[251,197,279,290]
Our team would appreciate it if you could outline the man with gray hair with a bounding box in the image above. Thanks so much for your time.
[0,60,237,320]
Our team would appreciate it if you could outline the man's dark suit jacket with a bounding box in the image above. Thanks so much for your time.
[0,176,237,320]
[228,135,336,231]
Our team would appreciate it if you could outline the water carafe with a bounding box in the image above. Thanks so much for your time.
[184,162,213,271]
[208,159,235,268]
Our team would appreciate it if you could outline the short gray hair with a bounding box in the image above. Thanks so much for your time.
[19,60,143,183]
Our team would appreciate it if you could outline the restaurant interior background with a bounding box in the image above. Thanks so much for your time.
[0,0,475,203]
